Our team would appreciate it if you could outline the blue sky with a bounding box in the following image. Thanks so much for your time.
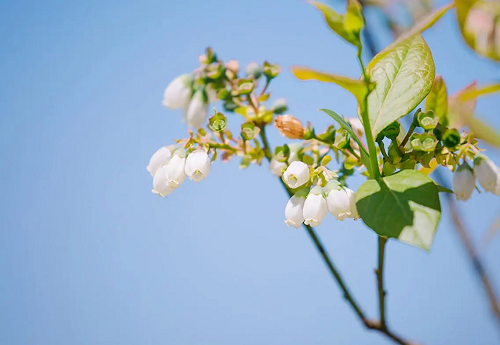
[1,0,499,344]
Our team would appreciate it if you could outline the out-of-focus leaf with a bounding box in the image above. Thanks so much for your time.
[448,81,477,129]
[425,75,448,125]
[456,0,500,62]
[366,35,435,137]
[344,0,364,32]
[468,116,500,148]
[309,1,358,45]
[291,66,373,105]
[420,157,438,175]
[458,83,500,102]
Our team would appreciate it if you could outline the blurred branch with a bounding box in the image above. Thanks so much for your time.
[358,0,500,332]
[259,125,416,345]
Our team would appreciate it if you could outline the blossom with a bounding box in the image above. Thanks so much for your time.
[283,161,310,189]
[147,146,173,177]
[344,188,359,220]
[453,163,475,201]
[269,157,287,177]
[166,150,187,188]
[284,195,306,228]
[205,84,218,103]
[303,187,327,227]
[275,115,305,139]
[162,74,192,109]
[185,89,208,128]
[152,165,175,197]
[326,188,351,220]
[185,150,211,182]
[474,157,500,193]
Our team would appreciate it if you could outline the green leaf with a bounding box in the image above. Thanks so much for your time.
[372,3,453,64]
[319,108,373,177]
[436,184,453,194]
[291,66,374,105]
[356,169,441,251]
[309,1,359,45]
[425,75,448,125]
[344,0,364,32]
[457,83,500,102]
[366,35,435,137]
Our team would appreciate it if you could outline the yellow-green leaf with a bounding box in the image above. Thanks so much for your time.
[366,35,435,137]
[344,0,364,32]
[425,75,448,125]
[468,117,500,148]
[458,83,500,102]
[448,81,477,129]
[291,66,373,105]
[309,1,358,45]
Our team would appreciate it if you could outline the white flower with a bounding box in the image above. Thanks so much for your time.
[146,146,173,177]
[344,188,359,220]
[303,187,327,227]
[185,150,211,182]
[283,161,310,189]
[185,89,208,128]
[348,117,364,137]
[152,165,175,197]
[474,157,500,193]
[269,157,287,177]
[326,188,352,220]
[205,84,218,103]
[162,74,192,109]
[453,164,475,201]
[284,195,306,228]
[166,150,187,188]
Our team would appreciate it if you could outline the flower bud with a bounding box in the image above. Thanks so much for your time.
[381,121,400,140]
[271,98,288,115]
[270,157,287,177]
[474,156,500,193]
[453,163,475,201]
[326,188,351,220]
[275,115,305,139]
[348,117,364,137]
[420,133,438,152]
[284,194,306,228]
[162,74,193,109]
[147,146,173,177]
[283,161,310,189]
[417,110,439,130]
[165,150,187,188]
[303,187,327,227]
[185,150,211,182]
[245,62,263,79]
[263,61,281,79]
[152,165,175,197]
[185,89,209,128]
[442,129,461,148]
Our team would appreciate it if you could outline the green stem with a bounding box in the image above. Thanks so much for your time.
[356,46,380,180]
[377,140,391,164]
[399,123,416,149]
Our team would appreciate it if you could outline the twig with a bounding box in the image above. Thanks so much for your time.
[376,236,388,328]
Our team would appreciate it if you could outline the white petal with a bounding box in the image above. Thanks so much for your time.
[185,94,208,128]
[474,158,500,193]
[303,193,327,227]
[166,155,186,188]
[283,161,310,189]
[162,75,191,109]
[185,150,211,182]
[453,164,475,201]
[326,189,351,220]
[270,158,287,177]
[284,195,305,228]
[344,188,359,219]
[152,165,175,197]
[147,146,173,177]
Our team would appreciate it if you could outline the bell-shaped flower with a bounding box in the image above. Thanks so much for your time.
[303,187,327,227]
[166,149,187,188]
[269,157,287,177]
[147,146,173,177]
[284,194,306,228]
[326,188,352,220]
[453,163,475,201]
[283,161,310,189]
[152,165,175,197]
[185,149,211,182]
[185,89,208,128]
[474,156,500,193]
[162,74,193,109]
[344,188,359,220]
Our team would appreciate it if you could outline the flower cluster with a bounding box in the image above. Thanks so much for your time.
[282,161,358,228]
[147,146,211,197]
[453,156,500,201]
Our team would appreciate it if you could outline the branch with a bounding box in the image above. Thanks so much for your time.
[259,126,416,345]
[377,236,388,328]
